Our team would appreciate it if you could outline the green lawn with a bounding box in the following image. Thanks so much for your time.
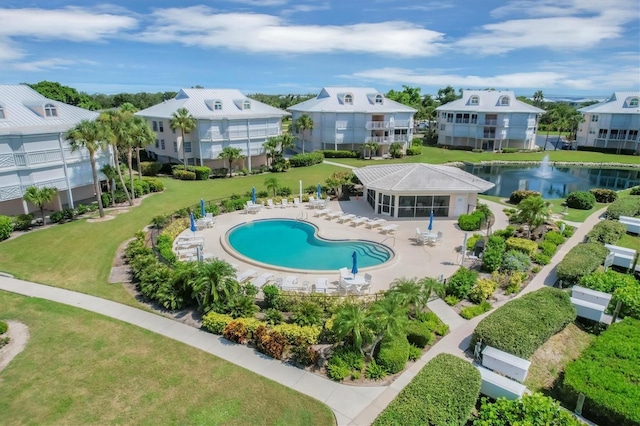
[328,146,640,168]
[0,164,341,305]
[0,292,334,425]
[478,194,605,223]
[617,233,640,252]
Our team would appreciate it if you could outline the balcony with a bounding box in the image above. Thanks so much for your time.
[483,132,496,139]
[335,120,349,129]
[365,136,393,144]
[527,119,537,127]
[393,120,410,128]
[14,149,63,167]
[393,135,409,142]
[483,119,497,126]
[366,121,392,130]
[501,118,509,128]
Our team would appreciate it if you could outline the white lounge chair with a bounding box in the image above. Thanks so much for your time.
[236,269,258,283]
[307,196,315,208]
[314,208,332,217]
[280,199,289,208]
[251,272,274,289]
[381,224,399,234]
[266,199,274,208]
[415,227,428,245]
[327,211,343,220]
[365,218,386,229]
[338,213,356,223]
[293,198,301,207]
[281,275,299,291]
[351,216,369,227]
[314,277,329,293]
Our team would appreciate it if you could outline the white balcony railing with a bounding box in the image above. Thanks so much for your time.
[501,119,509,127]
[335,120,349,129]
[365,136,393,144]
[14,149,63,166]
[393,135,409,142]
[393,120,410,128]
[0,153,15,169]
[527,119,537,127]
[483,120,498,126]
[366,121,392,130]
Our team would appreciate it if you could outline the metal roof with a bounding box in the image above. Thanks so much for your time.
[0,84,99,135]
[353,163,495,193]
[578,92,640,114]
[135,88,289,120]
[436,90,545,114]
[288,87,417,113]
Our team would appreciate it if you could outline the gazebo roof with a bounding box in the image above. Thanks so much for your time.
[353,163,495,194]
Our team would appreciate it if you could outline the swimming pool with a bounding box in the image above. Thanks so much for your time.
[226,219,393,271]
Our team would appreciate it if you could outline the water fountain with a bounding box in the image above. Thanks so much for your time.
[535,155,553,178]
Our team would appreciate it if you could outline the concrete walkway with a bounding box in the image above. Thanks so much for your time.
[0,206,605,425]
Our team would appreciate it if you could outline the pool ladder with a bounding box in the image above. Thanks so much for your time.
[296,211,308,221]
[380,236,395,247]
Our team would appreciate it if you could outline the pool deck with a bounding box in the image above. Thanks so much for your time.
[179,197,510,295]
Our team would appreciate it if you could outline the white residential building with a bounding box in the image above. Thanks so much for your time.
[0,85,109,216]
[435,90,544,151]
[576,92,640,154]
[288,87,417,155]
[136,88,289,171]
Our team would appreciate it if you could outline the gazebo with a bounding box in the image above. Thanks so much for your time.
[352,163,495,218]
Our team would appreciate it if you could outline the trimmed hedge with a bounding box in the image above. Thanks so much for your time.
[604,196,640,219]
[321,150,359,158]
[289,152,324,167]
[579,269,637,294]
[139,161,162,176]
[0,215,14,240]
[482,236,505,272]
[505,237,538,257]
[556,242,609,284]
[563,318,640,426]
[471,287,576,359]
[405,321,435,348]
[377,336,410,374]
[172,165,211,180]
[406,147,421,156]
[509,190,541,204]
[446,267,478,299]
[374,353,481,426]
[458,211,485,231]
[0,320,7,335]
[566,191,596,210]
[586,219,627,244]
[460,301,492,320]
[172,169,196,180]
[590,188,617,203]
[631,186,640,195]
[577,146,637,155]
[474,393,583,426]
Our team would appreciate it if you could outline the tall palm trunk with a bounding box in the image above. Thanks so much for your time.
[89,155,105,217]
[127,148,135,199]
[112,145,133,206]
[181,130,188,170]
[136,147,142,181]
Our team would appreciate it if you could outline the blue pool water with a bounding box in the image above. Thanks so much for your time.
[227,219,393,270]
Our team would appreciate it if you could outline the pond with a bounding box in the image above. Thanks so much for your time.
[464,159,640,199]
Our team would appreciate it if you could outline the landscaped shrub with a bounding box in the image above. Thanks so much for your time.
[502,271,528,295]
[468,278,497,304]
[566,191,597,210]
[505,237,538,257]
[604,196,640,219]
[492,225,516,240]
[407,344,422,361]
[202,311,233,334]
[405,321,435,348]
[474,393,583,426]
[538,240,558,257]
[139,161,162,176]
[612,284,640,320]
[365,360,387,380]
[0,215,12,241]
[377,336,410,374]
[211,167,229,178]
[586,219,627,244]
[470,287,576,359]
[532,253,551,265]
[254,325,288,360]
[276,186,292,197]
[49,211,64,224]
[563,318,640,426]
[415,311,449,336]
[221,197,248,212]
[509,190,541,204]
[326,356,352,382]
[482,236,505,273]
[155,234,176,264]
[590,188,617,203]
[406,147,421,156]
[12,214,33,231]
[579,269,637,294]
[460,301,492,320]
[444,295,460,306]
[290,340,319,366]
[465,233,484,251]
[172,169,196,180]
[159,217,189,242]
[223,320,249,344]
[446,267,479,299]
[556,242,609,284]
[500,249,531,272]
[321,150,359,158]
[631,186,640,195]
[374,353,481,426]
[544,230,565,245]
[458,211,485,231]
[0,320,7,335]
[271,323,321,346]
[289,152,324,167]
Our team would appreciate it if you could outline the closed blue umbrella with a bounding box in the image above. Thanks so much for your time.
[317,183,322,199]
[351,251,358,276]
[200,198,206,217]
[251,187,257,204]
[427,210,434,231]
[190,212,197,234]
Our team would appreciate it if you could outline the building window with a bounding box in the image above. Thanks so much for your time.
[470,95,479,105]
[155,139,159,148]
[158,121,164,132]
[184,142,192,153]
[499,96,510,106]
[152,121,158,131]
[344,94,353,104]
[455,113,463,123]
[441,112,446,118]
[589,129,595,134]
[173,141,178,152]
[628,130,638,140]
[591,115,598,122]
[160,140,165,150]
[628,98,638,107]
[471,114,477,124]
[214,101,222,110]
[397,195,450,218]
[44,103,57,117]
[243,101,251,110]
[598,129,607,138]
[440,124,445,131]
[446,113,453,123]
[374,94,383,104]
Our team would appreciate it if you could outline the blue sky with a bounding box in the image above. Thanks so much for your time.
[1,0,639,97]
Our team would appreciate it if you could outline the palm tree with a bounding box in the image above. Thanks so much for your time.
[389,141,403,158]
[363,141,379,159]
[279,132,295,155]
[97,109,133,206]
[192,259,238,312]
[366,297,408,358]
[533,90,544,107]
[218,146,244,178]
[100,164,118,207]
[66,119,107,217]
[386,277,424,318]
[294,114,314,154]
[170,107,196,170]
[333,304,372,355]
[23,186,57,224]
[517,196,551,237]
[264,176,279,197]
[419,277,446,301]
[130,116,156,183]
[263,137,279,167]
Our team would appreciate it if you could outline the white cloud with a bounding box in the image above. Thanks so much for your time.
[10,58,98,72]
[490,0,637,18]
[281,3,331,15]
[224,0,290,5]
[138,6,444,57]
[0,36,26,62]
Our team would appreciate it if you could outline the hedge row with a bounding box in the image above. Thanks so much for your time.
[171,165,212,180]
[604,196,640,219]
[566,191,596,210]
[374,353,481,426]
[471,287,576,359]
[320,150,359,158]
[586,220,627,244]
[474,393,583,426]
[590,188,617,203]
[556,242,609,284]
[289,152,324,167]
[509,190,541,204]
[563,318,640,426]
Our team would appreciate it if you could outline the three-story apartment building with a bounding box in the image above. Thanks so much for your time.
[576,92,640,154]
[435,90,544,151]
[0,85,109,216]
[136,88,289,172]
[288,87,416,155]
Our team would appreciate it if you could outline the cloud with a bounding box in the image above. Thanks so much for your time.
[10,58,98,72]
[224,0,290,5]
[456,0,638,54]
[0,36,26,62]
[138,6,444,57]
[281,3,331,15]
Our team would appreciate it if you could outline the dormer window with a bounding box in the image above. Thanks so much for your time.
[499,96,510,106]
[0,106,5,119]
[629,97,639,107]
[344,94,353,105]
[44,103,58,117]
[374,94,383,104]
[214,101,222,110]
[470,96,479,105]
[243,101,251,110]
